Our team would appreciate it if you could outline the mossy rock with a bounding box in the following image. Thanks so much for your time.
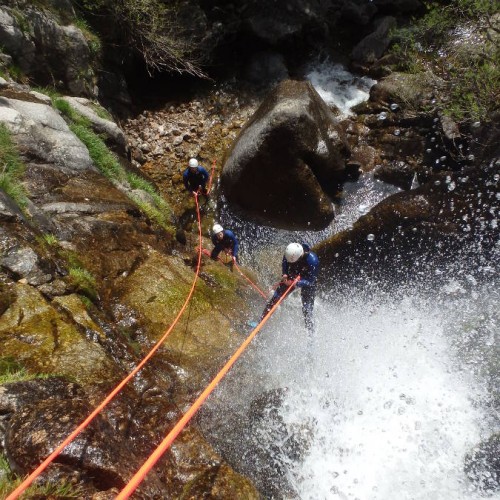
[0,284,116,387]
[115,250,255,390]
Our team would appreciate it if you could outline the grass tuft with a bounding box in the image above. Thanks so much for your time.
[0,124,29,211]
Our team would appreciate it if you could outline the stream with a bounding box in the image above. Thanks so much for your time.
[198,62,500,499]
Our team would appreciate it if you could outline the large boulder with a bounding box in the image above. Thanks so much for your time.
[314,164,499,288]
[0,3,95,96]
[221,79,350,230]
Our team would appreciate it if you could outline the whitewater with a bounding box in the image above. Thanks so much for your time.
[199,62,500,499]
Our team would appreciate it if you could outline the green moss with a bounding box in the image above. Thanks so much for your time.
[69,266,97,300]
[39,233,58,246]
[0,284,114,387]
[389,0,499,122]
[0,452,83,498]
[89,102,113,121]
[0,124,29,211]
[73,17,102,55]
[205,262,239,293]
[0,357,52,384]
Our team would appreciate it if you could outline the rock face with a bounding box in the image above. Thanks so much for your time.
[222,79,350,230]
[0,2,95,96]
[0,81,260,497]
[314,165,499,288]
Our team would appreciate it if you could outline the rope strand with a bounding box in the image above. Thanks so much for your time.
[6,194,204,500]
[116,276,300,499]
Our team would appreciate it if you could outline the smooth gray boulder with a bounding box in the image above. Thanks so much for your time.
[221,79,350,230]
[0,96,94,172]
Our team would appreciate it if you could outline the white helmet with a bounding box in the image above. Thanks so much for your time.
[188,158,199,168]
[285,243,304,263]
[212,224,224,235]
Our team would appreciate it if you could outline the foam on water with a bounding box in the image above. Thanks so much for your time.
[267,293,494,499]
[205,285,498,499]
[305,61,376,116]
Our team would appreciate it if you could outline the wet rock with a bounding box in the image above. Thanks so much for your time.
[369,71,445,110]
[0,96,95,172]
[0,4,95,96]
[340,1,377,25]
[1,245,52,285]
[315,165,499,287]
[5,398,164,496]
[0,376,83,415]
[374,160,416,190]
[62,97,127,155]
[161,427,259,499]
[351,16,397,65]
[222,79,350,230]
[465,433,500,492]
[245,51,289,86]
[114,250,251,398]
[440,114,461,141]
[0,283,116,386]
[0,190,23,222]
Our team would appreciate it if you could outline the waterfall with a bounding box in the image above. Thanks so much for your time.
[199,63,500,499]
[200,259,499,499]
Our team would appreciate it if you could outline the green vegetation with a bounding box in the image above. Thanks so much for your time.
[33,85,61,100]
[39,233,59,246]
[70,123,124,178]
[390,0,499,122]
[89,102,113,121]
[69,266,97,299]
[74,17,102,55]
[0,124,29,211]
[11,9,31,35]
[0,357,50,384]
[77,0,208,76]
[1,452,83,498]
[59,249,99,301]
[53,98,174,232]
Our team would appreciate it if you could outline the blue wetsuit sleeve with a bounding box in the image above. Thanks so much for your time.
[296,253,319,288]
[226,230,239,258]
[183,169,189,190]
[200,167,209,185]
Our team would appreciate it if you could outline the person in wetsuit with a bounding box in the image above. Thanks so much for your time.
[211,223,239,270]
[260,242,319,333]
[183,158,209,196]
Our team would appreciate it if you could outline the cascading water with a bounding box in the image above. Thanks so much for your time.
[198,63,500,499]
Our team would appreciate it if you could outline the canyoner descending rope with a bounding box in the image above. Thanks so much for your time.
[116,276,300,499]
[6,193,205,500]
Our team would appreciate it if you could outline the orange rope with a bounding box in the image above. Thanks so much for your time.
[206,158,217,194]
[201,247,268,299]
[233,260,268,299]
[6,193,204,500]
[116,276,300,499]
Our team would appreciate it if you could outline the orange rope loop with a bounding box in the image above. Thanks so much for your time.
[206,158,217,194]
[7,193,204,500]
[201,247,268,299]
[233,260,268,299]
[116,276,300,499]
